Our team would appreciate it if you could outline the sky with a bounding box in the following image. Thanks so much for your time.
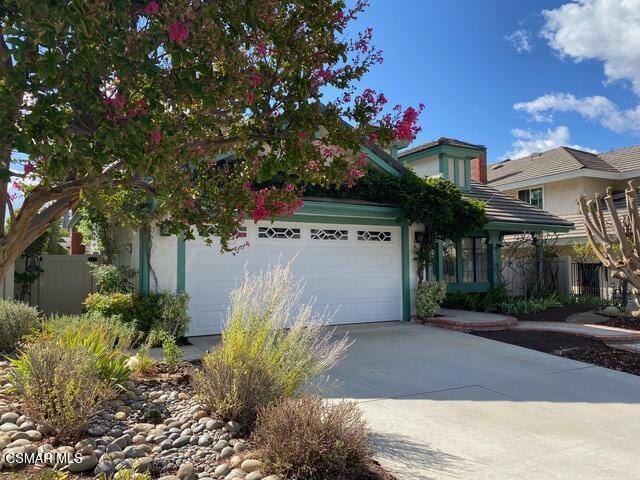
[346,0,640,163]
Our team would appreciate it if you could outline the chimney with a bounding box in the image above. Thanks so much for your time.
[70,228,85,255]
[471,152,487,183]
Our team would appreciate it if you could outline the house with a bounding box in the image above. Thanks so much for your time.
[486,145,640,245]
[116,137,572,337]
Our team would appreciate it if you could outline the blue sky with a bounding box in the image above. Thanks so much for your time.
[346,0,640,163]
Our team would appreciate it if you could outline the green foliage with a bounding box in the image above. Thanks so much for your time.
[443,285,508,313]
[35,313,137,386]
[570,242,598,264]
[0,299,40,353]
[307,169,487,279]
[194,263,350,427]
[253,395,372,480]
[414,281,446,318]
[149,329,182,372]
[558,294,603,306]
[9,340,110,443]
[83,292,190,339]
[111,469,152,480]
[1,0,415,268]
[90,263,137,294]
[498,293,560,315]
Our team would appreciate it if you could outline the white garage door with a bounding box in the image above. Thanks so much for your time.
[185,221,402,336]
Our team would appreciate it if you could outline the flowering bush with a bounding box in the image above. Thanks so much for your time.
[0,0,425,277]
[415,281,447,318]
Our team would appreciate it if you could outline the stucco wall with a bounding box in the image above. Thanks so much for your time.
[409,155,440,178]
[149,228,177,293]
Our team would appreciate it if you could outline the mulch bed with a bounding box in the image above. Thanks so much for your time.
[512,304,600,322]
[598,317,640,331]
[471,330,640,376]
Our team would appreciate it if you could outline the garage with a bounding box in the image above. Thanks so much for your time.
[185,220,402,336]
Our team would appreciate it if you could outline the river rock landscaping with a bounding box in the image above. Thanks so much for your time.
[0,360,275,480]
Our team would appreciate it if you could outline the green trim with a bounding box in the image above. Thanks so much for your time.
[402,144,485,163]
[177,233,185,293]
[486,231,502,287]
[439,153,448,179]
[298,200,401,218]
[464,158,471,191]
[486,221,572,233]
[138,229,150,295]
[401,222,411,321]
[361,146,401,177]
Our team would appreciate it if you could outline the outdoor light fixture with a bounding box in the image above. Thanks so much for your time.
[414,231,424,243]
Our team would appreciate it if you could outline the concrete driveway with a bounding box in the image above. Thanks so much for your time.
[325,322,640,480]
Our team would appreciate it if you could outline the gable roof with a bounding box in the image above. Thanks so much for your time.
[598,145,640,173]
[488,144,640,188]
[466,181,573,231]
[398,137,486,159]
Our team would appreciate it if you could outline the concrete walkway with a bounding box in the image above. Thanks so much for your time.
[325,321,640,480]
[421,309,517,331]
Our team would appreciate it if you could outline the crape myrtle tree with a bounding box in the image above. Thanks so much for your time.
[0,0,424,278]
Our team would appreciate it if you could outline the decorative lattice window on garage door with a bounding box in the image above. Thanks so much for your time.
[357,230,392,242]
[258,227,301,239]
[310,229,349,240]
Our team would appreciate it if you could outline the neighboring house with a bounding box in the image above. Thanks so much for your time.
[487,145,640,245]
[115,137,571,337]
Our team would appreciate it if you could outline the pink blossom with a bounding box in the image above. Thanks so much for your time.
[257,40,267,56]
[149,130,162,144]
[144,0,159,15]
[251,72,262,88]
[168,21,189,47]
[284,182,294,192]
[23,162,35,175]
[184,198,195,208]
[113,91,126,110]
[252,206,269,222]
[246,90,255,104]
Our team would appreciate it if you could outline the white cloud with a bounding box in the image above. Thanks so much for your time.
[505,29,533,53]
[542,0,640,95]
[514,92,640,133]
[511,1,640,135]
[502,125,597,159]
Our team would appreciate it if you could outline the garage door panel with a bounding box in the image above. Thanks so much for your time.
[185,222,402,336]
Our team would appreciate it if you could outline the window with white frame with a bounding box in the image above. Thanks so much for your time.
[517,187,543,209]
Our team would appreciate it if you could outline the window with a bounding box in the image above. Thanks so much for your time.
[461,238,488,283]
[457,158,467,187]
[258,227,300,239]
[442,240,457,283]
[518,187,543,209]
[357,230,391,242]
[311,229,348,240]
[447,157,456,183]
[444,157,468,189]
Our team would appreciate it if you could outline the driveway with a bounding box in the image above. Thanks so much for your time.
[326,322,640,480]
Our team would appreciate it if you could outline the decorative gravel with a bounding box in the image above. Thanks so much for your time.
[0,361,277,480]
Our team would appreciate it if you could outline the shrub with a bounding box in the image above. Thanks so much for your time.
[149,329,182,371]
[35,313,136,386]
[414,280,446,318]
[442,285,508,313]
[498,294,560,315]
[90,263,137,294]
[83,292,190,340]
[0,300,40,353]
[253,395,372,480]
[84,292,136,322]
[9,340,110,443]
[194,263,350,428]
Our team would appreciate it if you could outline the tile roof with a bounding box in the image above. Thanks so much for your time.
[398,137,485,158]
[598,145,640,173]
[466,181,574,229]
[487,146,619,186]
